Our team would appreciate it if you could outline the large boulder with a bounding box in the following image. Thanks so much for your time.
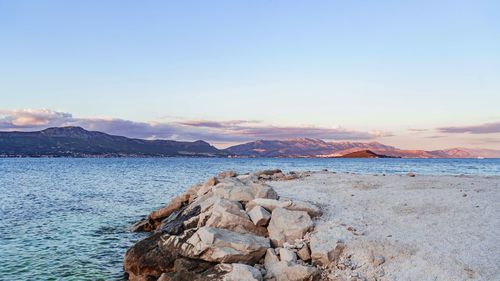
[213,181,255,202]
[124,233,176,281]
[205,199,268,236]
[267,208,314,247]
[222,263,263,281]
[185,227,270,263]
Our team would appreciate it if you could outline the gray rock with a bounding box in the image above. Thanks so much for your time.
[268,208,314,247]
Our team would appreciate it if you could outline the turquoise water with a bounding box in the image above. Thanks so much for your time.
[1,158,499,280]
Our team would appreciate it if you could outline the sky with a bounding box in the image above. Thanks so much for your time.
[0,0,499,149]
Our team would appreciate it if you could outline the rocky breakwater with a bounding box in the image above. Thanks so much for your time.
[124,169,323,281]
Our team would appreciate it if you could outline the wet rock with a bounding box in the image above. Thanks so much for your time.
[268,208,313,247]
[186,227,270,263]
[124,233,176,281]
[248,206,271,226]
[407,172,416,177]
[223,263,263,281]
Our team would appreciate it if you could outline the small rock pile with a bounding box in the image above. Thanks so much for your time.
[124,169,323,281]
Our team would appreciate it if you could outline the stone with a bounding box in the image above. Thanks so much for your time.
[246,198,292,212]
[246,199,320,217]
[159,205,201,235]
[310,235,345,266]
[213,182,255,202]
[157,257,225,281]
[255,169,283,178]
[205,199,268,236]
[296,246,311,261]
[248,206,271,226]
[288,201,322,217]
[251,183,279,200]
[124,233,176,281]
[148,195,185,221]
[372,255,385,266]
[218,170,238,179]
[186,227,270,263]
[407,172,416,177]
[265,257,319,281]
[223,263,263,281]
[279,248,297,263]
[267,208,314,247]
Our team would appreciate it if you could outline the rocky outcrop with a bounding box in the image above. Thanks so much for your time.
[124,169,321,281]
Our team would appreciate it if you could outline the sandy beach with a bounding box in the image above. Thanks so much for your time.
[270,172,500,281]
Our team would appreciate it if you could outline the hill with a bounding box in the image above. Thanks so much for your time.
[0,127,223,157]
[338,150,396,158]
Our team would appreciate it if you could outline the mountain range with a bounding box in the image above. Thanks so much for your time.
[0,127,498,158]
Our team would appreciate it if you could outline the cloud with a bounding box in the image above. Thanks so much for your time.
[0,108,391,143]
[0,109,72,129]
[438,122,500,134]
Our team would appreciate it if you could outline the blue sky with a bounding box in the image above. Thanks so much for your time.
[0,0,499,149]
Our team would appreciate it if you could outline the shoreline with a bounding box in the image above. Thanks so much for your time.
[124,170,499,281]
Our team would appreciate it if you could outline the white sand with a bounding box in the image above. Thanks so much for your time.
[269,172,500,281]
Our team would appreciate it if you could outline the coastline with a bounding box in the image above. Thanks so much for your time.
[123,170,500,281]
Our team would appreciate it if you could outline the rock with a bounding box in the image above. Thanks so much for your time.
[246,199,292,212]
[213,182,255,202]
[246,199,320,217]
[149,196,186,221]
[223,263,263,281]
[267,208,314,247]
[279,248,297,263]
[160,205,201,235]
[371,255,385,266]
[157,257,225,281]
[288,201,322,217]
[197,178,218,197]
[251,183,279,200]
[248,206,271,226]
[218,171,238,179]
[296,246,311,261]
[310,236,345,266]
[131,218,155,232]
[205,199,268,236]
[265,259,319,281]
[255,169,283,178]
[124,233,176,281]
[186,227,270,263]
[407,172,416,177]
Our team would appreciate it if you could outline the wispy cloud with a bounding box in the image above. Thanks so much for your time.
[438,122,500,134]
[0,108,392,143]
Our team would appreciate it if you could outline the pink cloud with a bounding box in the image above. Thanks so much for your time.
[438,122,500,134]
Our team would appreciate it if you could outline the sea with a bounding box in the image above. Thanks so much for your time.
[1,157,499,281]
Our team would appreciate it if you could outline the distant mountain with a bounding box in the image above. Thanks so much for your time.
[338,150,396,158]
[224,138,500,158]
[0,127,223,157]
